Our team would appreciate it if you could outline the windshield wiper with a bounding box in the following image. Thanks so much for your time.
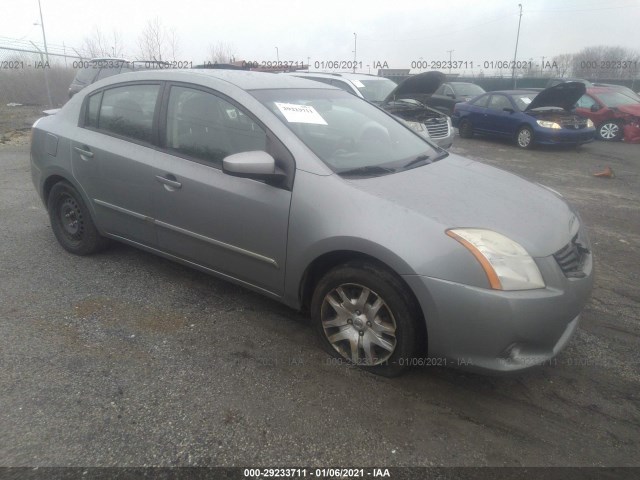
[402,151,449,170]
[338,165,396,177]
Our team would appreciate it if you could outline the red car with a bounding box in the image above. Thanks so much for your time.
[575,87,640,142]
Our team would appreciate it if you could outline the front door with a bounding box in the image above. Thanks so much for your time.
[152,85,293,296]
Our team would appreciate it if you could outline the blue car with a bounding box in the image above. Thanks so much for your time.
[452,82,596,149]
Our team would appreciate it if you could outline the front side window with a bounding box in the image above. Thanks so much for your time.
[251,88,440,175]
[166,86,267,167]
[575,94,598,109]
[443,85,454,97]
[97,84,160,143]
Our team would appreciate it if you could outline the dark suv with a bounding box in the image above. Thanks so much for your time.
[68,58,133,98]
[68,59,171,98]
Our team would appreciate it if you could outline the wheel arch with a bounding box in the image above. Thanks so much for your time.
[297,249,428,353]
[41,172,102,232]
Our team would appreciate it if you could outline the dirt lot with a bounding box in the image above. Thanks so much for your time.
[0,109,638,471]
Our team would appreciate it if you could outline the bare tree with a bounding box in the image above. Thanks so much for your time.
[207,41,236,64]
[572,46,640,80]
[137,17,179,61]
[550,53,574,77]
[82,27,126,58]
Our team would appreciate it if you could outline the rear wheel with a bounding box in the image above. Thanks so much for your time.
[516,125,534,149]
[311,261,421,377]
[458,119,474,138]
[597,121,623,141]
[47,181,109,255]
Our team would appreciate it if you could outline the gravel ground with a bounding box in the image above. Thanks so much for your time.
[0,129,638,468]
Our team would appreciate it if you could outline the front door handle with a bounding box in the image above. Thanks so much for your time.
[74,146,94,159]
[155,174,182,189]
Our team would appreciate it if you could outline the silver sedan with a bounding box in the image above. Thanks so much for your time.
[30,70,593,376]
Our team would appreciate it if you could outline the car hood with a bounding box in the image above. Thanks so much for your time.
[615,104,640,116]
[382,71,446,104]
[526,82,586,111]
[348,155,577,257]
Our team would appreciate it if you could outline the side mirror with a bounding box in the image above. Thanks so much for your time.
[446,93,455,99]
[590,104,601,112]
[503,107,515,114]
[223,151,286,184]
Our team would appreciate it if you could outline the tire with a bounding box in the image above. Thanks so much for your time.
[47,181,109,255]
[597,121,623,141]
[458,119,474,138]
[310,261,421,377]
[516,125,534,149]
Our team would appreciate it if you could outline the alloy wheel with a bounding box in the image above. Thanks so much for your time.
[599,122,620,140]
[320,283,397,365]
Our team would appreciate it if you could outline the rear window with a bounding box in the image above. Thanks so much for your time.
[73,68,97,85]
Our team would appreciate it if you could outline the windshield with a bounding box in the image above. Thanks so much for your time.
[453,84,485,97]
[251,88,440,175]
[596,91,639,107]
[512,93,538,111]
[356,78,398,103]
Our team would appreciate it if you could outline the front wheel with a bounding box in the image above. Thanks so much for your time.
[597,121,623,141]
[47,181,109,255]
[311,261,421,377]
[516,125,534,149]
[458,119,474,138]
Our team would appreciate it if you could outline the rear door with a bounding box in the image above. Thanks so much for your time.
[152,84,293,295]
[71,82,162,246]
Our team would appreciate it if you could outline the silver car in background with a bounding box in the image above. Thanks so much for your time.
[31,70,593,376]
[286,71,454,149]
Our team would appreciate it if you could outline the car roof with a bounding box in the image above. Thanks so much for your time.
[447,82,482,85]
[108,69,339,91]
[482,90,537,95]
[587,87,621,94]
[286,71,388,81]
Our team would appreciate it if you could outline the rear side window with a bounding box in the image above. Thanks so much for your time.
[86,91,102,127]
[488,95,512,110]
[165,86,267,168]
[472,95,490,107]
[96,84,160,143]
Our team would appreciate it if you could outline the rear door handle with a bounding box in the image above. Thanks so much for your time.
[74,146,94,159]
[155,174,182,189]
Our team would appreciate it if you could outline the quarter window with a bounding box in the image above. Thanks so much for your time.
[97,84,160,143]
[165,86,267,167]
[472,95,490,107]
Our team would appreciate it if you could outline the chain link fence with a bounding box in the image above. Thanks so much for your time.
[0,37,84,107]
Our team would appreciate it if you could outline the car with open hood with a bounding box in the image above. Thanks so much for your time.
[452,82,596,149]
[575,87,640,142]
[285,71,454,148]
[31,69,593,376]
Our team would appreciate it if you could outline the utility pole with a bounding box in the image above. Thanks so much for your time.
[511,3,523,88]
[540,55,545,77]
[353,32,357,73]
[37,0,49,64]
[447,49,454,74]
[275,46,279,62]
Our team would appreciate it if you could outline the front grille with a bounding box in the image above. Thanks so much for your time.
[553,234,589,277]
[425,118,449,139]
[560,117,588,130]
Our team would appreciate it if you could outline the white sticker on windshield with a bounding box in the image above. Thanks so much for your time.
[521,97,532,104]
[275,102,328,125]
[352,79,365,88]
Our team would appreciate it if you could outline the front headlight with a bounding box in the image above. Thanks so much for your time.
[405,120,426,133]
[586,119,594,128]
[536,120,561,129]
[446,228,545,291]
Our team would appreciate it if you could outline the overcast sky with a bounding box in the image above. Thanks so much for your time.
[3,0,640,73]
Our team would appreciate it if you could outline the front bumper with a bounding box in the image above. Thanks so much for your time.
[534,128,596,145]
[403,249,594,373]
